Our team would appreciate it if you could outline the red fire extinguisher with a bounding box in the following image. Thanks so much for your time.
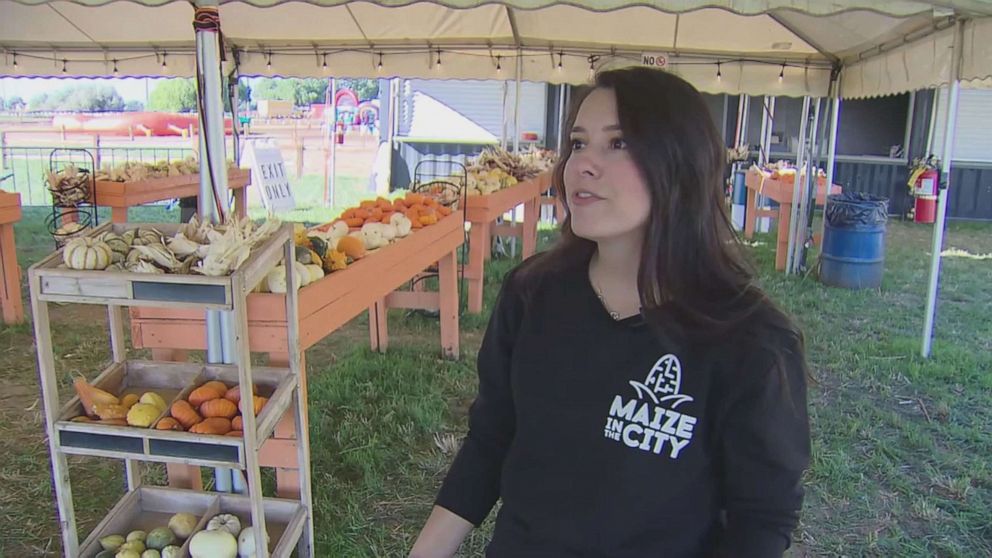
[908,157,940,223]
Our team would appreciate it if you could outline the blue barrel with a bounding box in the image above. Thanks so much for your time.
[732,170,747,205]
[820,193,888,289]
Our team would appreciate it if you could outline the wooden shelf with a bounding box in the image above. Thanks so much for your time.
[78,486,306,558]
[54,361,297,468]
[30,221,290,310]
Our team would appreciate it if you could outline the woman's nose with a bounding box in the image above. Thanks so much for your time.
[572,151,601,179]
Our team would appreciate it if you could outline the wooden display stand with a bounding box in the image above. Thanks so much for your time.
[744,170,843,271]
[129,212,465,498]
[0,191,23,324]
[464,173,550,313]
[28,222,314,558]
[91,169,251,223]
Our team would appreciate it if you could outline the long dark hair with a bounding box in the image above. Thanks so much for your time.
[535,66,803,352]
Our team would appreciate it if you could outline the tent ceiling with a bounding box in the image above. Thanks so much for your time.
[2,0,990,97]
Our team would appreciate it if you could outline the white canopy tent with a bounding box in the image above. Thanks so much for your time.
[2,0,991,97]
[3,0,991,362]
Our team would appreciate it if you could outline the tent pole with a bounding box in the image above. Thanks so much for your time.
[194,0,235,493]
[922,20,965,358]
[786,96,811,274]
[513,50,522,153]
[820,72,841,255]
[329,78,338,207]
[795,98,822,272]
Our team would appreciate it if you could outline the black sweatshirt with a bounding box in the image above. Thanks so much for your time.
[436,256,810,557]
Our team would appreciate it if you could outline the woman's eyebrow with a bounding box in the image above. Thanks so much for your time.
[571,125,622,133]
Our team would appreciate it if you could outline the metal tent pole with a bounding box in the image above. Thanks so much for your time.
[922,20,965,358]
[820,73,842,256]
[786,96,811,274]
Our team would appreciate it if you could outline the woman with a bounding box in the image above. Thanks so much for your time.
[410,66,810,557]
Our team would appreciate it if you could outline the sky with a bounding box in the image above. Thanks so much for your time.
[0,77,157,103]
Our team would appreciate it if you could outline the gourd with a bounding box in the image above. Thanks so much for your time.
[324,250,347,272]
[265,265,301,293]
[308,236,328,257]
[189,528,237,558]
[336,235,366,260]
[201,380,229,396]
[63,237,113,270]
[170,400,202,429]
[390,213,412,237]
[201,398,238,419]
[251,396,267,416]
[224,384,256,405]
[190,417,232,435]
[126,403,160,427]
[232,416,243,430]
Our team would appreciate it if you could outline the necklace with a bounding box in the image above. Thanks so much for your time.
[593,284,622,321]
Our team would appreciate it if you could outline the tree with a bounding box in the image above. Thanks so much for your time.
[253,78,328,106]
[149,78,198,112]
[29,93,50,111]
[7,96,24,111]
[124,100,145,112]
[338,79,379,102]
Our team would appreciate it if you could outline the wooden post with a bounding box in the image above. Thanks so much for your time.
[466,221,489,313]
[0,198,24,324]
[295,140,304,179]
[0,132,6,169]
[438,250,460,359]
[368,299,388,353]
[128,125,134,141]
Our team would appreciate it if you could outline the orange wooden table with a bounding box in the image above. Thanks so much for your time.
[0,191,23,324]
[744,170,843,271]
[129,213,464,497]
[91,169,251,223]
[464,174,549,313]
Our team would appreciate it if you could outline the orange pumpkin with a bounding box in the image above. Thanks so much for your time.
[341,208,357,219]
[232,416,243,430]
[201,398,238,419]
[359,200,377,209]
[190,417,232,435]
[224,385,255,405]
[225,430,244,437]
[354,208,371,220]
[189,385,224,407]
[170,400,202,429]
[201,380,229,396]
[336,236,366,259]
[156,417,184,431]
[345,217,364,228]
[252,396,268,416]
[437,206,452,217]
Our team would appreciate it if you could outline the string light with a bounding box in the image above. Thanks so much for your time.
[496,55,502,74]
[61,59,67,73]
[779,63,785,81]
[716,62,722,80]
[266,52,272,71]
[322,53,328,73]
[11,52,17,71]
[161,52,168,73]
[588,55,598,80]
[377,53,383,72]
[112,59,119,77]
[435,49,442,68]
[557,51,563,72]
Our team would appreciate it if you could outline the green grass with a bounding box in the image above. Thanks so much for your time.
[0,212,990,557]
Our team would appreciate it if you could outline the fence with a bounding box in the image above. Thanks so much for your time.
[0,133,202,206]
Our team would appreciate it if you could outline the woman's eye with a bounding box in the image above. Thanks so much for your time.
[570,138,586,150]
[610,138,627,150]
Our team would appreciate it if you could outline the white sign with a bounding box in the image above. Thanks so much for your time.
[641,53,669,68]
[244,142,295,213]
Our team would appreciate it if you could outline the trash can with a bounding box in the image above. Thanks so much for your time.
[820,193,888,289]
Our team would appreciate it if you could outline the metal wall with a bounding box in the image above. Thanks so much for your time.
[390,140,490,190]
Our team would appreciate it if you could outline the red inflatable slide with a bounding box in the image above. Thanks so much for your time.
[52,112,233,137]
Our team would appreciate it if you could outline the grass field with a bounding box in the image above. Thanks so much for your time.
[0,206,989,557]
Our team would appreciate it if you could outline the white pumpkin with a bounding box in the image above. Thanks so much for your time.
[389,213,412,237]
[304,264,324,284]
[205,514,242,537]
[360,223,387,250]
[63,237,113,270]
[237,526,270,558]
[380,222,397,242]
[265,265,301,293]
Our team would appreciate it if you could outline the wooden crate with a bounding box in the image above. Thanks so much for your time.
[54,360,297,468]
[78,487,214,558]
[77,486,304,558]
[31,221,289,310]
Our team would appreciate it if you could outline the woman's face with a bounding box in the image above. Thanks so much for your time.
[564,87,652,244]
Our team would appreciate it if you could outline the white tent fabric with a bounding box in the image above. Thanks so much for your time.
[2,0,991,97]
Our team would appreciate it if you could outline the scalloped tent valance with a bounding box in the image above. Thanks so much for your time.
[2,0,991,97]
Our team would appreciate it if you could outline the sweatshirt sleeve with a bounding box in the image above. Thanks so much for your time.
[435,272,523,526]
[714,335,811,557]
